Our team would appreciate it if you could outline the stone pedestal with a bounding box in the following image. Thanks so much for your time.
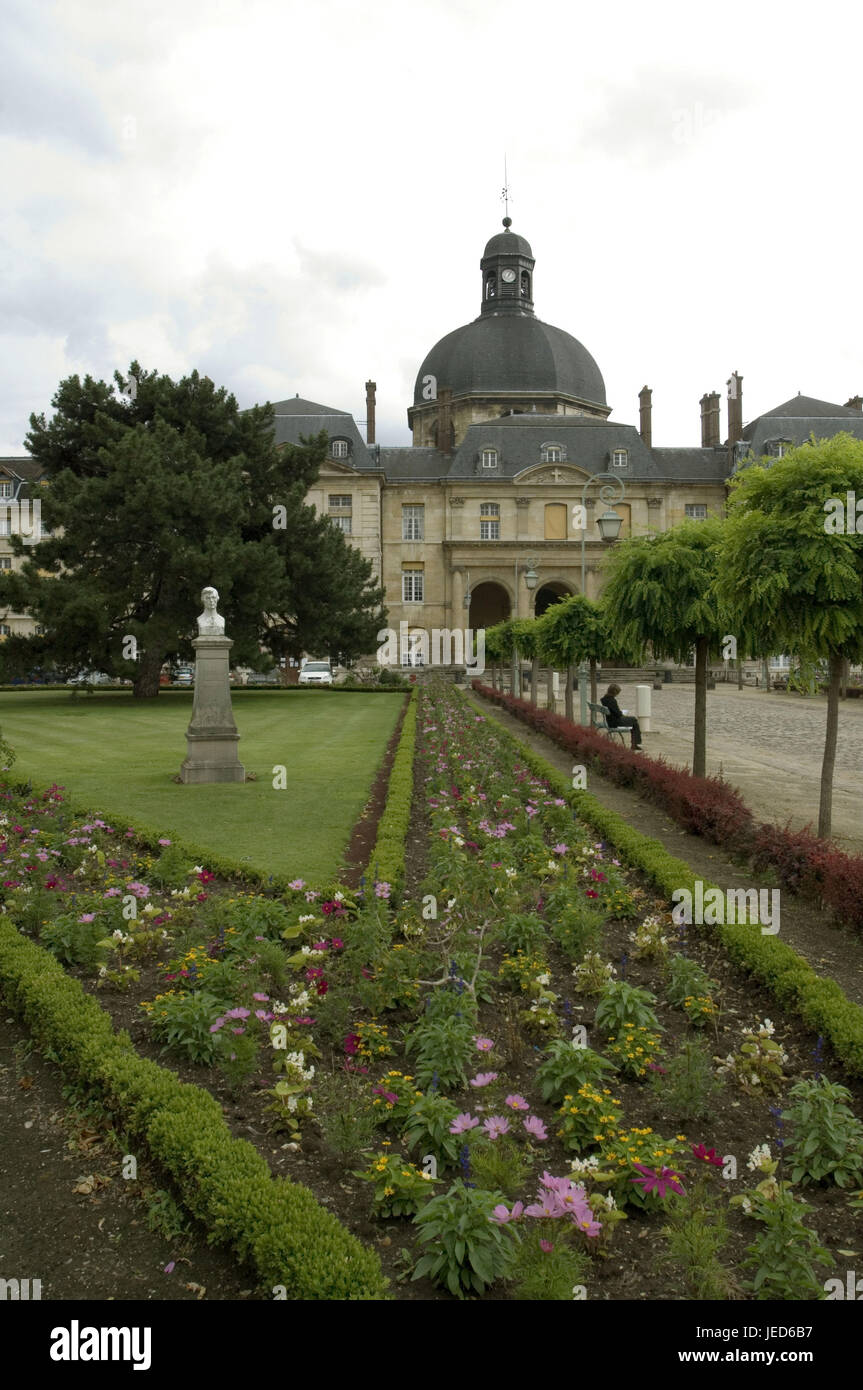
[180,636,245,783]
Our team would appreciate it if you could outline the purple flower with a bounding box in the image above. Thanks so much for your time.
[374,881,391,899]
[78,913,96,923]
[474,1037,494,1052]
[449,1113,480,1134]
[631,1163,686,1199]
[552,843,569,855]
[252,992,269,1002]
[289,879,306,890]
[483,1116,510,1140]
[469,1072,499,1088]
[523,1115,548,1141]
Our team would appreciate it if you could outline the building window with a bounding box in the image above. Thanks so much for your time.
[685,504,708,520]
[611,448,628,469]
[402,504,425,540]
[0,625,10,636]
[0,520,9,537]
[328,494,351,509]
[544,502,567,540]
[402,567,424,603]
[520,270,531,298]
[768,440,792,458]
[481,449,498,469]
[480,502,500,538]
[0,482,12,498]
[330,514,352,534]
[485,273,496,300]
[541,444,564,463]
[0,557,11,570]
[330,439,350,459]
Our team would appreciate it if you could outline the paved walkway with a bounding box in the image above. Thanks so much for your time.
[576,682,862,853]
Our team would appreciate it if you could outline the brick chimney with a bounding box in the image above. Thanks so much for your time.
[699,391,721,447]
[365,380,376,444]
[844,395,863,412]
[437,387,453,456]
[727,372,743,462]
[638,386,652,447]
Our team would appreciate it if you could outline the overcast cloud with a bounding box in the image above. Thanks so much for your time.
[2,0,861,454]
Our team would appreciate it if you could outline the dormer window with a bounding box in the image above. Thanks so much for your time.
[331,438,350,459]
[611,448,629,469]
[0,481,12,499]
[541,443,565,464]
[767,439,792,458]
[481,448,498,469]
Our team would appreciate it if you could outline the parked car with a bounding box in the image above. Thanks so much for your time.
[298,661,333,687]
[173,667,194,685]
[246,670,281,686]
[67,670,113,685]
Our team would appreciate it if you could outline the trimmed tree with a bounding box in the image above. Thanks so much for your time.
[715,434,863,837]
[601,519,727,777]
[535,594,607,722]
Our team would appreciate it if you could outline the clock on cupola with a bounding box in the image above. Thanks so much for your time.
[480,218,535,316]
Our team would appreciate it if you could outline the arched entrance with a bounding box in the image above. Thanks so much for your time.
[468,581,511,631]
[534,582,573,618]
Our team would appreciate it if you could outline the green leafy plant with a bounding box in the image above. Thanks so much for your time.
[470,1138,533,1199]
[572,952,616,996]
[651,1037,724,1121]
[412,1182,519,1298]
[149,844,191,890]
[404,1014,475,1090]
[146,990,222,1064]
[741,1187,833,1300]
[661,1193,738,1299]
[549,903,604,960]
[499,912,548,956]
[556,1083,623,1152]
[355,1150,437,1216]
[508,1230,590,1301]
[594,979,661,1037]
[605,1023,664,1079]
[781,1077,863,1187]
[401,1091,462,1169]
[665,953,717,1007]
[535,1039,616,1105]
[719,1018,788,1096]
[40,911,109,969]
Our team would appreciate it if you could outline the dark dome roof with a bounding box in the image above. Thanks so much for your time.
[413,314,607,407]
[482,229,534,260]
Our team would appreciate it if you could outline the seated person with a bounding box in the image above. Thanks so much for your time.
[600,683,643,750]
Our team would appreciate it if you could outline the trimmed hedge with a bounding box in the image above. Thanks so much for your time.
[473,681,863,936]
[366,687,417,892]
[469,691,863,1079]
[0,920,389,1300]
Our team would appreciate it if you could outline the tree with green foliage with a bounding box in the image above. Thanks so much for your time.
[602,519,726,777]
[1,364,386,697]
[715,434,863,837]
[535,594,607,721]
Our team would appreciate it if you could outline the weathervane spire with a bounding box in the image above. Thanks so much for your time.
[501,155,512,227]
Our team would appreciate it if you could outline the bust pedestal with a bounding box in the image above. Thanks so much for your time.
[179,636,245,783]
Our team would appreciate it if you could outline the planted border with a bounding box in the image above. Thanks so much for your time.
[0,919,388,1300]
[366,687,417,893]
[473,682,863,936]
[468,690,863,1079]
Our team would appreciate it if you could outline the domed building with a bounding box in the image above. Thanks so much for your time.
[262,220,863,650]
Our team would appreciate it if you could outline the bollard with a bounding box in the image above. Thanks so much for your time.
[635,683,652,734]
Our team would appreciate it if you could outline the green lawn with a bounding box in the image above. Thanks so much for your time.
[0,690,405,881]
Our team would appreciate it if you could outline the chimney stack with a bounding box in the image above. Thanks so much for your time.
[638,385,652,447]
[727,371,743,462]
[844,395,863,412]
[437,387,453,456]
[365,380,376,444]
[699,391,721,447]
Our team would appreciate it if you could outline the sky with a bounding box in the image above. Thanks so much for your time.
[2,0,862,455]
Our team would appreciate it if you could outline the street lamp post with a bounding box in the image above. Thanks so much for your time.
[512,556,540,697]
[579,472,625,725]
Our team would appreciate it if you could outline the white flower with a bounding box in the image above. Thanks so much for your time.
[112,929,125,940]
[536,972,551,987]
[98,965,108,977]
[504,868,517,880]
[333,892,344,902]
[453,836,464,847]
[747,1143,771,1171]
[142,903,159,915]
[761,1018,775,1036]
[170,887,190,899]
[603,1193,617,1210]
[298,915,316,925]
[191,866,203,874]
[741,1197,752,1215]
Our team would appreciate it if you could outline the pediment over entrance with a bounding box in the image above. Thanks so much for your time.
[513,464,590,485]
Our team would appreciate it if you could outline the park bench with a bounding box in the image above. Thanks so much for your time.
[588,701,629,746]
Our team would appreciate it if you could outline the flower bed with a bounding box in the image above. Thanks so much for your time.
[473,681,863,937]
[3,685,863,1301]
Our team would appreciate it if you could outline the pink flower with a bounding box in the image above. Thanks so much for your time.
[474,1037,494,1052]
[78,913,96,923]
[330,938,344,950]
[374,881,391,899]
[469,1072,499,1088]
[289,879,306,890]
[505,1094,529,1111]
[539,1240,554,1253]
[552,843,569,855]
[523,1115,548,1141]
[483,1116,510,1140]
[490,1201,524,1225]
[158,838,171,846]
[252,992,269,1002]
[631,1163,686,1199]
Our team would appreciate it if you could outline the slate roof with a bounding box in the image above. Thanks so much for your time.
[412,314,607,409]
[269,398,374,464]
[0,457,44,484]
[740,393,863,457]
[482,229,534,260]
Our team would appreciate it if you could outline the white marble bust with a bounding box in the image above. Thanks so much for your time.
[197,586,225,636]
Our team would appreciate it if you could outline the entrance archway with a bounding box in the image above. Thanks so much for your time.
[534,582,573,618]
[468,581,511,631]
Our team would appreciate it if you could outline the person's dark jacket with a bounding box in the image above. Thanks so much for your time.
[600,693,625,727]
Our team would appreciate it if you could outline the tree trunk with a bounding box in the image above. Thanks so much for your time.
[840,656,849,700]
[530,655,539,707]
[761,657,770,692]
[818,652,843,839]
[590,657,598,707]
[565,664,574,722]
[133,647,165,699]
[511,645,519,699]
[546,669,556,710]
[693,635,709,777]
